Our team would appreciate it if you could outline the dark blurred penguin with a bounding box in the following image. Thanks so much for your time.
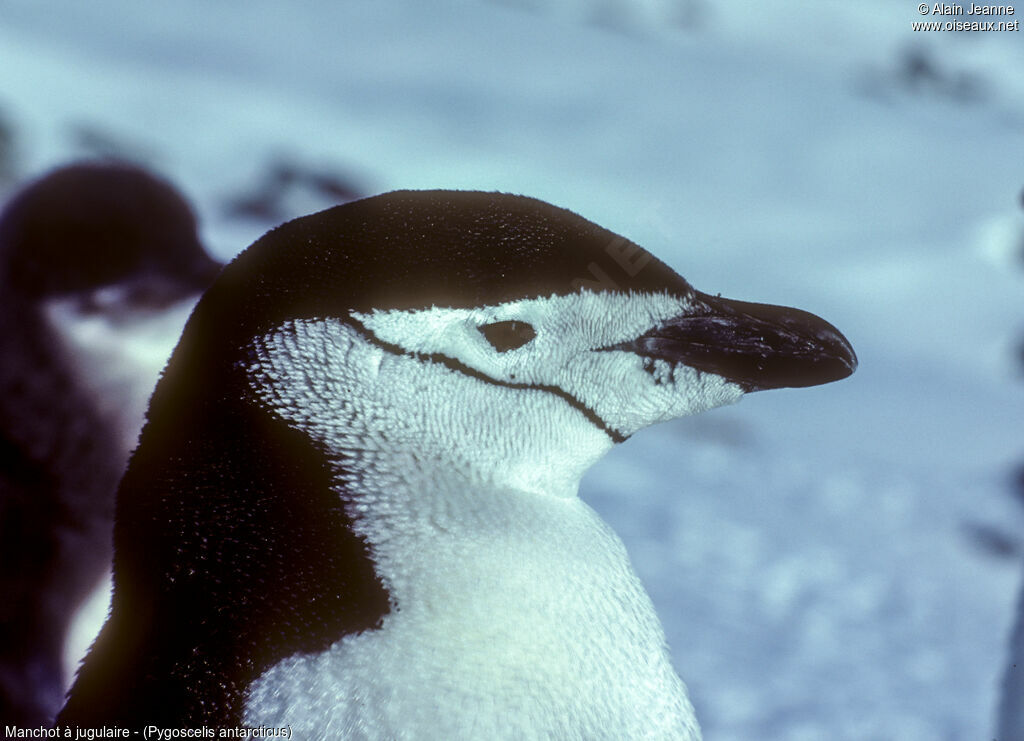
[0,162,222,725]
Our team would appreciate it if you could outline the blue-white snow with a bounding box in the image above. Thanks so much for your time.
[2,1,1022,739]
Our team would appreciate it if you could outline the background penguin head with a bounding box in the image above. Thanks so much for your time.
[0,160,221,306]
[0,161,225,452]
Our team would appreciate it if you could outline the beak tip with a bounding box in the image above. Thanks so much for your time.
[820,324,858,382]
[754,321,858,391]
[621,292,859,393]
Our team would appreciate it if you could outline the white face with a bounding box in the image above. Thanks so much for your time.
[354,290,746,436]
[244,290,745,504]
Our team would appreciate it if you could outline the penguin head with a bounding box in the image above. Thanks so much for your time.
[182,190,855,498]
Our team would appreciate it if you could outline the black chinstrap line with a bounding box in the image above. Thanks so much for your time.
[346,317,628,444]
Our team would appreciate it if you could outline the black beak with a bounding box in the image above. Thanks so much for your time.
[604,291,857,392]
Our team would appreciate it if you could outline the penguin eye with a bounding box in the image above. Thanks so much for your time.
[479,320,536,352]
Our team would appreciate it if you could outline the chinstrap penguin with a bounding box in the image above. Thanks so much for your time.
[0,162,222,725]
[58,190,856,738]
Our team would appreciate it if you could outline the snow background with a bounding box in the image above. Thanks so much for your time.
[2,1,1023,738]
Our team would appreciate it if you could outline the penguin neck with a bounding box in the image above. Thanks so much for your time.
[349,470,618,609]
[362,483,654,664]
[247,470,700,739]
[325,443,631,627]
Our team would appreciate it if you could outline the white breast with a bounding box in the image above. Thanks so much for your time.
[244,486,699,740]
